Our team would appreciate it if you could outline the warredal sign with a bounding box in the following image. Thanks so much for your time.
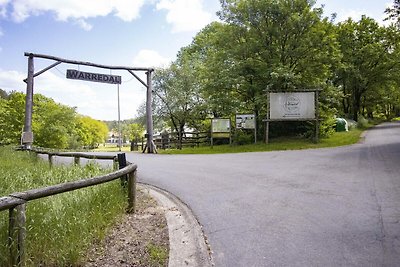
[66,69,122,84]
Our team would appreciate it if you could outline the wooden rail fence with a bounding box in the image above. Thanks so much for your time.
[0,149,137,266]
[30,148,119,168]
[154,131,209,149]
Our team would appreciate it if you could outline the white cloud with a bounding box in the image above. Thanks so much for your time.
[156,0,213,33]
[133,49,171,68]
[0,69,26,91]
[0,3,7,18]
[75,19,93,31]
[1,0,146,30]
[35,71,95,96]
[335,9,365,22]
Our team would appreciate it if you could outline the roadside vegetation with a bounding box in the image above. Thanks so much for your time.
[0,146,127,266]
[158,128,364,154]
[2,0,400,152]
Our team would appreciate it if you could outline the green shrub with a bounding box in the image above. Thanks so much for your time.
[233,130,253,145]
[357,115,369,129]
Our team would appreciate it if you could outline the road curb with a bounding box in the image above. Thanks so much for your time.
[138,183,214,267]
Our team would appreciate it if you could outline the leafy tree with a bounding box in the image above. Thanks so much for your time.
[152,53,206,148]
[385,0,400,28]
[187,22,242,118]
[0,91,111,149]
[76,116,109,148]
[0,92,25,144]
[126,123,145,142]
[335,16,400,120]
[190,0,341,137]
[0,89,9,99]
[32,94,78,148]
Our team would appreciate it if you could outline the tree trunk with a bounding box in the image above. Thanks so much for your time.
[178,124,185,150]
[352,90,362,122]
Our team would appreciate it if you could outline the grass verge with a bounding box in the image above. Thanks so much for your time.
[0,146,126,266]
[158,129,364,154]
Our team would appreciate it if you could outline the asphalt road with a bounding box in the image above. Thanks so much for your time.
[125,122,400,267]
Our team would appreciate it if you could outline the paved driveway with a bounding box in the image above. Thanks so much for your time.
[128,122,400,266]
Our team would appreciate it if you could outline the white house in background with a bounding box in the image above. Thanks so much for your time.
[107,131,120,144]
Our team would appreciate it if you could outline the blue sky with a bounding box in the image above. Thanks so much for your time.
[0,0,393,120]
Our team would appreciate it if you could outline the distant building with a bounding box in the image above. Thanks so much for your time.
[107,131,120,144]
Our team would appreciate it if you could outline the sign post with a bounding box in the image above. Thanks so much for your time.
[235,114,256,143]
[264,90,320,143]
[22,55,34,149]
[211,118,231,148]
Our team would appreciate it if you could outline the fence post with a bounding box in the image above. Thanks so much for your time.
[48,154,53,168]
[117,153,127,186]
[74,156,80,165]
[113,157,118,171]
[9,204,26,267]
[127,170,136,213]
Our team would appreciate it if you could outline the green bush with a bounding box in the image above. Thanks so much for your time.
[357,115,369,129]
[233,130,253,145]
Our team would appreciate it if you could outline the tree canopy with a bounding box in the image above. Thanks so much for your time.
[148,0,400,141]
[0,92,108,148]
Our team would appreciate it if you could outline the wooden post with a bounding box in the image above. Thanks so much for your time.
[117,84,122,152]
[265,121,269,144]
[254,116,257,144]
[265,91,270,144]
[22,55,34,150]
[146,71,154,153]
[118,153,127,186]
[74,156,80,165]
[8,207,16,266]
[314,90,320,143]
[9,204,26,267]
[48,154,53,168]
[127,170,136,213]
[113,157,118,171]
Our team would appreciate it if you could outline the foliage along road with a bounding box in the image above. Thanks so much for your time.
[128,122,400,266]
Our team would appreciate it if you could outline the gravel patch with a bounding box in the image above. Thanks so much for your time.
[85,189,169,267]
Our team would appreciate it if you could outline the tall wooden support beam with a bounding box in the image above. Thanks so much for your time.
[22,56,34,150]
[146,71,155,153]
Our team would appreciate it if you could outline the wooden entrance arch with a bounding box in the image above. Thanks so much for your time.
[22,52,156,153]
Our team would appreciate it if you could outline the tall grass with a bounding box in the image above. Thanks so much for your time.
[0,146,126,266]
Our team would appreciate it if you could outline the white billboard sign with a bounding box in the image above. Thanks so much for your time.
[212,118,231,133]
[270,92,315,120]
[236,114,255,129]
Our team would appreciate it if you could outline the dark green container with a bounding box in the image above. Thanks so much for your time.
[335,118,348,132]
